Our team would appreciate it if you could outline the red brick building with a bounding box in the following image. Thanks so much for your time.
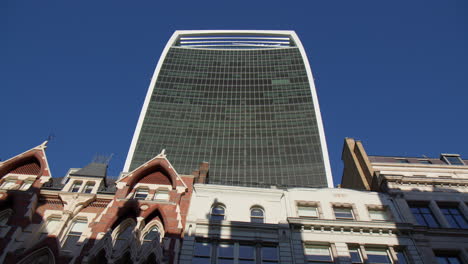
[0,143,195,264]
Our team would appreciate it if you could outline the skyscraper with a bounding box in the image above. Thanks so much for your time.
[124,30,332,188]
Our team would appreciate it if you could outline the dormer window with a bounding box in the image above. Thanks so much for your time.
[154,189,170,201]
[1,180,17,190]
[395,159,409,164]
[134,188,149,200]
[83,182,95,194]
[442,154,465,165]
[21,181,33,190]
[70,181,82,193]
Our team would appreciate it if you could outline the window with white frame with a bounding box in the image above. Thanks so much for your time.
[368,208,390,221]
[334,207,354,220]
[154,189,170,200]
[70,181,82,193]
[2,180,17,190]
[142,225,161,246]
[62,219,87,251]
[250,206,265,223]
[134,188,149,200]
[298,205,319,218]
[441,154,465,166]
[193,241,277,264]
[304,245,333,263]
[83,182,95,194]
[348,245,363,263]
[365,247,392,264]
[21,181,33,190]
[210,204,225,221]
[39,216,61,241]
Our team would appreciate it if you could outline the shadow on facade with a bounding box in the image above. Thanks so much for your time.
[0,187,167,264]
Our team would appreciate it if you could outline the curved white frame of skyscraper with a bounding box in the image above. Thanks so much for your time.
[123,30,334,188]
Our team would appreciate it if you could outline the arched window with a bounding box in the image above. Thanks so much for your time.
[113,220,136,251]
[141,219,164,246]
[0,209,12,226]
[63,219,88,251]
[211,204,225,221]
[250,207,265,223]
[142,226,160,245]
[70,181,82,192]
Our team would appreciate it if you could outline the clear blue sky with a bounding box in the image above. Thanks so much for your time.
[2,1,467,185]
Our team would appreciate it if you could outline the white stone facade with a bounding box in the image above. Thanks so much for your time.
[180,184,422,263]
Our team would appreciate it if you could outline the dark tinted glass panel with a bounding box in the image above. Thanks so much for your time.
[130,47,327,188]
[410,205,440,228]
[440,206,468,229]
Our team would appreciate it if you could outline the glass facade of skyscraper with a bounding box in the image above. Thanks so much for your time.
[126,31,331,188]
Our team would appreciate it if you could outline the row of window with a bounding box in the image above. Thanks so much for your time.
[38,216,163,252]
[307,245,463,264]
[209,203,392,224]
[193,241,278,264]
[394,154,465,165]
[409,203,468,229]
[0,179,33,191]
[69,181,95,193]
[297,204,391,221]
[210,204,265,223]
[193,241,410,264]
[133,188,170,201]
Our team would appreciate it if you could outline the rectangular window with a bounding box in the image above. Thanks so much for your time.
[365,248,391,264]
[134,188,149,200]
[305,245,333,262]
[239,244,256,264]
[83,183,94,194]
[261,246,278,263]
[218,243,234,264]
[396,159,409,163]
[348,246,363,263]
[2,180,16,190]
[435,252,462,264]
[439,205,468,229]
[368,209,390,221]
[63,220,87,251]
[395,248,409,264]
[409,204,440,228]
[70,181,82,193]
[418,159,432,164]
[298,205,319,218]
[334,207,354,220]
[154,190,170,200]
[193,242,211,264]
[21,181,33,190]
[442,155,465,165]
[39,217,61,241]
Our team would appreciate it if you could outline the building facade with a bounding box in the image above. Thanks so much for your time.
[124,30,333,188]
[179,184,422,263]
[341,138,468,263]
[0,143,195,264]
